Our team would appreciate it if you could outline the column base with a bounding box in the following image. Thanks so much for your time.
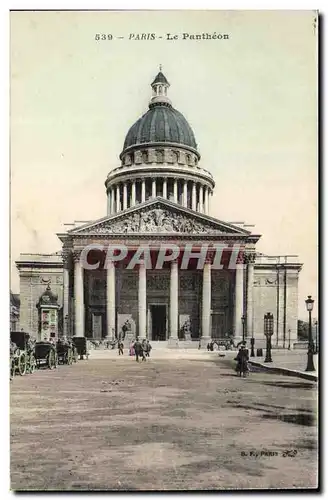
[167,337,179,348]
[200,336,211,348]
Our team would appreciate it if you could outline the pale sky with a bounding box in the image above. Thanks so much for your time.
[10,10,318,319]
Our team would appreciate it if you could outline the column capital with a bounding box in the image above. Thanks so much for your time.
[61,250,71,266]
[244,252,256,265]
[72,250,81,263]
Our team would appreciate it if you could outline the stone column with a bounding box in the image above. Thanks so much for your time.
[141,179,146,203]
[233,263,244,342]
[199,185,204,212]
[183,180,188,208]
[163,178,167,199]
[131,180,136,206]
[123,183,128,210]
[201,259,211,346]
[107,260,116,340]
[138,261,147,339]
[173,179,178,203]
[73,252,84,337]
[111,187,115,214]
[107,190,111,216]
[246,254,255,340]
[152,179,156,198]
[204,187,209,215]
[192,182,197,211]
[169,260,178,345]
[116,184,120,212]
[62,255,70,336]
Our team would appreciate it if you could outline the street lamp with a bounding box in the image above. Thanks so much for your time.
[264,312,273,363]
[305,296,315,372]
[65,314,69,337]
[241,315,246,343]
[315,321,318,354]
[250,329,255,357]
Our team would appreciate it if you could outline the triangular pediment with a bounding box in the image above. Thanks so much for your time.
[67,198,251,236]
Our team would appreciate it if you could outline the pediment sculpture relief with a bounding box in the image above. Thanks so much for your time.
[88,208,227,235]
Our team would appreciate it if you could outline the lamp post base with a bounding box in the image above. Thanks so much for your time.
[264,337,273,363]
[305,354,315,372]
[250,338,255,357]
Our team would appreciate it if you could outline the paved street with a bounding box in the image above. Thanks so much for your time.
[251,351,319,377]
[11,357,318,491]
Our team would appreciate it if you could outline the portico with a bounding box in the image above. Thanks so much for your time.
[59,198,259,345]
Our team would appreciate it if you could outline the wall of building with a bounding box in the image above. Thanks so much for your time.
[19,268,63,338]
[253,267,299,347]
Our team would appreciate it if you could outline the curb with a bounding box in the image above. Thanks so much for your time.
[248,361,318,382]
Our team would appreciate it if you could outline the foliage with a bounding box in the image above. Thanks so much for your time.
[297,320,309,340]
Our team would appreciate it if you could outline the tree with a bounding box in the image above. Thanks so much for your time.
[297,320,309,341]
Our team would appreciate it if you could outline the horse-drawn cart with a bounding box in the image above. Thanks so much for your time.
[56,339,74,365]
[10,331,36,376]
[35,341,58,370]
[72,337,90,360]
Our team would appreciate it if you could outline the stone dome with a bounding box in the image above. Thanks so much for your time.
[122,104,197,153]
[121,70,198,157]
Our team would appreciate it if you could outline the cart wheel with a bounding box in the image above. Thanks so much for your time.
[18,352,27,376]
[10,360,15,380]
[29,355,36,374]
[48,350,55,370]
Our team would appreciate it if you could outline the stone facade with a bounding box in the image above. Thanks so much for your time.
[16,248,301,347]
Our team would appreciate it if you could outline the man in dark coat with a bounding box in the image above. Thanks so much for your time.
[118,339,124,355]
[143,339,152,357]
[235,344,249,374]
[134,338,145,362]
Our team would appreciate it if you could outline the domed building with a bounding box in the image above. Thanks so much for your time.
[16,70,302,348]
[104,70,214,216]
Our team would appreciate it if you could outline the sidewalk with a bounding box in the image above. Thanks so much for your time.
[248,350,319,381]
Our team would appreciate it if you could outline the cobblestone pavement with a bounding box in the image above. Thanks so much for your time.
[10,357,318,491]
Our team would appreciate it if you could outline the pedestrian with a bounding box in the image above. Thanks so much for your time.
[118,339,124,355]
[145,339,152,357]
[134,338,142,362]
[234,343,249,375]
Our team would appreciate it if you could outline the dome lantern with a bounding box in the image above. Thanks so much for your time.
[150,65,171,106]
